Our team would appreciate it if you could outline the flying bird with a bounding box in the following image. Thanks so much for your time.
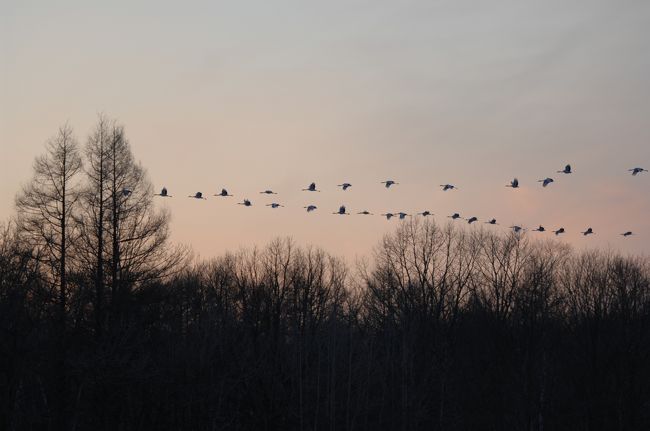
[510,225,524,233]
[238,199,252,207]
[448,213,461,220]
[357,210,373,215]
[215,189,233,197]
[440,184,458,191]
[381,180,398,188]
[485,218,498,225]
[582,227,594,236]
[506,178,519,188]
[189,192,206,200]
[621,231,633,237]
[333,205,350,215]
[122,188,132,197]
[155,187,171,197]
[260,190,277,195]
[397,212,410,220]
[553,228,565,236]
[381,213,396,220]
[418,211,433,217]
[304,205,317,212]
[533,225,546,232]
[629,167,648,176]
[303,182,320,192]
[538,178,554,187]
[466,216,478,224]
[558,164,572,174]
[338,183,352,191]
[266,203,283,208]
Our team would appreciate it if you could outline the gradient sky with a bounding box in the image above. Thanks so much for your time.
[2,0,649,261]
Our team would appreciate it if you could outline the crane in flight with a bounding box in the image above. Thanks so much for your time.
[621,231,633,237]
[417,211,433,217]
[582,227,594,236]
[189,192,206,200]
[302,182,320,192]
[260,190,277,195]
[338,183,352,191]
[448,213,461,220]
[215,189,233,197]
[558,164,572,174]
[333,205,350,215]
[506,178,519,188]
[397,212,410,220]
[510,225,524,233]
[304,205,317,212]
[155,187,171,197]
[485,218,498,225]
[266,203,283,208]
[538,178,554,187]
[238,199,252,207]
[357,210,373,215]
[466,216,478,224]
[381,180,398,188]
[440,184,458,191]
[629,167,648,176]
[553,227,565,236]
[122,188,133,197]
[381,213,396,220]
[533,225,546,232]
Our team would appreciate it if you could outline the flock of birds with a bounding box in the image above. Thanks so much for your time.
[138,164,647,239]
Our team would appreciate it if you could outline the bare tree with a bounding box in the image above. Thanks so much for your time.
[15,123,82,325]
[77,115,186,332]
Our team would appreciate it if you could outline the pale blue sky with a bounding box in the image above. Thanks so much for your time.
[2,0,649,260]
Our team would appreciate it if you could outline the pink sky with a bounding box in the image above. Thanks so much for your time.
[2,0,649,262]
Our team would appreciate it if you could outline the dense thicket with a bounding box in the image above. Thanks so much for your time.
[1,122,649,431]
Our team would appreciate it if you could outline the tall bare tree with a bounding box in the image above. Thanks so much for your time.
[77,115,185,333]
[15,123,82,324]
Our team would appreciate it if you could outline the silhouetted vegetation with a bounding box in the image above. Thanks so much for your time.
[1,119,649,430]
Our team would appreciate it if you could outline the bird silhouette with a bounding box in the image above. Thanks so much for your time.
[621,231,633,237]
[260,190,277,195]
[553,227,565,235]
[448,213,461,220]
[558,164,572,174]
[304,205,317,212]
[466,216,478,224]
[189,192,206,200]
[418,211,433,217]
[485,218,498,225]
[215,189,233,197]
[506,178,519,188]
[538,178,554,187]
[303,182,320,192]
[122,188,133,197]
[238,199,252,207]
[333,205,350,215]
[357,210,373,215]
[533,225,546,232]
[381,180,398,188]
[155,187,171,197]
[266,203,283,208]
[440,184,458,191]
[510,225,524,233]
[629,167,648,176]
[338,183,352,191]
[582,227,594,236]
[381,213,396,220]
[397,212,410,220]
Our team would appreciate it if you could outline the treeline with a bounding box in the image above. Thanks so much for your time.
[1,119,649,430]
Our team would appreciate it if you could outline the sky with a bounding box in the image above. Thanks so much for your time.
[1,0,649,262]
